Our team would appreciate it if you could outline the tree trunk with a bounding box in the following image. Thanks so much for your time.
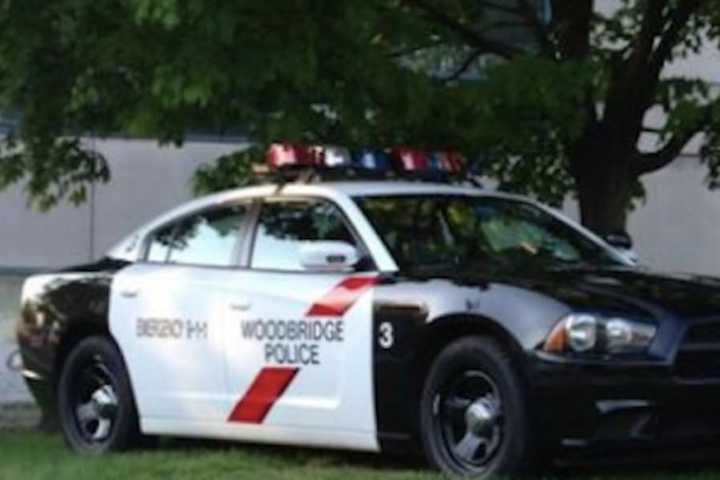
[573,147,634,236]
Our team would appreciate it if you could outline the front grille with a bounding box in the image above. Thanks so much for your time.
[684,323,720,345]
[675,322,720,381]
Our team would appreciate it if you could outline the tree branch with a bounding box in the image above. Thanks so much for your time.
[388,39,447,58]
[478,20,533,34]
[516,0,552,53]
[642,126,663,134]
[633,131,696,175]
[627,0,668,72]
[648,0,702,74]
[633,106,712,175]
[477,1,526,16]
[604,1,669,146]
[551,0,593,59]
[627,0,702,114]
[402,0,524,58]
[443,49,483,82]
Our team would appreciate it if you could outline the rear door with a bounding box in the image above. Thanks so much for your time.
[110,202,251,427]
[223,197,380,450]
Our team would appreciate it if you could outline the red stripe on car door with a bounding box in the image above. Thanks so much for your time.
[306,276,378,317]
[228,277,377,423]
[228,367,299,423]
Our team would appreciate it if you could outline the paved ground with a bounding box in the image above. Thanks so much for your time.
[1,276,30,401]
[1,275,36,429]
[1,338,30,404]
[0,337,36,430]
[0,401,39,430]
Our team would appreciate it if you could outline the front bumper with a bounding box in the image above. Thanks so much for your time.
[530,355,720,450]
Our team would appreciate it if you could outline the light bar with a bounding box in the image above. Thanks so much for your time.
[430,151,466,174]
[391,148,430,172]
[266,143,466,175]
[321,146,352,167]
[351,149,392,170]
[267,143,322,169]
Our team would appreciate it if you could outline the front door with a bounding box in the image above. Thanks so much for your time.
[223,198,379,450]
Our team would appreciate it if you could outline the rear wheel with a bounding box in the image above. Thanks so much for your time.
[420,336,536,478]
[58,336,140,453]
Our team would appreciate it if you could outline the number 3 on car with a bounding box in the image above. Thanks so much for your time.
[16,147,720,478]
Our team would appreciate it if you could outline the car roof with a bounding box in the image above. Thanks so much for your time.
[213,180,522,200]
[290,180,483,197]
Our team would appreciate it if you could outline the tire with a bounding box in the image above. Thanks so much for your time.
[419,336,536,478]
[57,336,141,454]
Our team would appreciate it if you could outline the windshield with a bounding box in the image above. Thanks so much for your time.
[354,194,624,274]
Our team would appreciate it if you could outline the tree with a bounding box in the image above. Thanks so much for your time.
[0,0,719,234]
[552,1,720,233]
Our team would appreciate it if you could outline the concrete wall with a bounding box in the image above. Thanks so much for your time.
[0,138,246,270]
[561,154,720,276]
[629,156,720,275]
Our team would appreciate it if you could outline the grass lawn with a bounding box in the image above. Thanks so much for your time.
[3,431,720,480]
[0,431,436,480]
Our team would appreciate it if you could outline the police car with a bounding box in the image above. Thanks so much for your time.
[16,145,720,478]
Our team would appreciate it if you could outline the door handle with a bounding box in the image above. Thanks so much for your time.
[229,300,252,312]
[120,289,139,299]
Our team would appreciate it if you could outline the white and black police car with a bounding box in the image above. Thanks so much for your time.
[17,144,720,478]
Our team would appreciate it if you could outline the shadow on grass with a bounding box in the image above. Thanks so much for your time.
[556,447,720,479]
[156,435,720,478]
[157,436,427,472]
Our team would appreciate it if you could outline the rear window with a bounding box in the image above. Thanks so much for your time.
[145,204,249,267]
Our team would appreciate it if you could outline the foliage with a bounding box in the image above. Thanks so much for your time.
[1,1,720,230]
[3,432,720,479]
[0,432,443,479]
[192,147,262,196]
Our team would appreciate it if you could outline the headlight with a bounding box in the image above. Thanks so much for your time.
[543,313,656,355]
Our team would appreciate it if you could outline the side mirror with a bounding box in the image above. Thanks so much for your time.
[602,231,639,265]
[603,231,633,251]
[299,241,360,272]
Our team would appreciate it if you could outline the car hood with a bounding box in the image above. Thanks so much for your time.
[497,266,720,320]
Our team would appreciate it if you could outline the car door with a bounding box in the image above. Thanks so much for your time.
[110,202,251,428]
[222,197,380,450]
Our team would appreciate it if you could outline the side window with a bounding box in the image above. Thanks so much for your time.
[357,197,455,268]
[251,199,359,271]
[145,204,248,267]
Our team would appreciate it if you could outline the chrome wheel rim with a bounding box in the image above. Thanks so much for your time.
[435,370,504,471]
[72,357,119,444]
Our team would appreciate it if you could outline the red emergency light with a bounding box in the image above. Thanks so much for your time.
[266,143,466,176]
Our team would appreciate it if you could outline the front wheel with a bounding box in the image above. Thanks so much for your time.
[419,336,537,478]
[57,336,141,453]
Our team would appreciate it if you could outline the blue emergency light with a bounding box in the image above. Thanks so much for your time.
[266,143,466,177]
[351,149,393,170]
